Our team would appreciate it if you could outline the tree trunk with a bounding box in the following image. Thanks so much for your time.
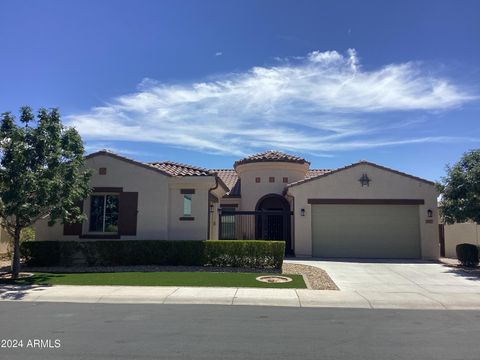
[11,227,21,279]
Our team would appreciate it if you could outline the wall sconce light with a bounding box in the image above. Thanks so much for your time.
[300,208,305,217]
[427,209,433,218]
[209,204,214,213]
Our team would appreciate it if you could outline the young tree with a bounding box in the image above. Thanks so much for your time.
[0,107,91,278]
[437,149,480,225]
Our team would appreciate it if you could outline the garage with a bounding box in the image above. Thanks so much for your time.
[311,203,421,259]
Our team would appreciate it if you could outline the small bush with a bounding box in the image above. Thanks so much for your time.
[456,243,479,267]
[21,240,285,269]
[204,240,284,269]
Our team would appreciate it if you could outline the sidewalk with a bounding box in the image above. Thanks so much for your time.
[2,284,480,309]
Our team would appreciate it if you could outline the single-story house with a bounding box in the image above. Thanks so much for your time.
[34,149,439,259]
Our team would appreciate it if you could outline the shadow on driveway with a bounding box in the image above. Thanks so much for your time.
[442,265,480,282]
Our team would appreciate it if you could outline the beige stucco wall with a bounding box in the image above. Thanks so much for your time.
[444,222,480,258]
[168,177,217,240]
[34,154,217,241]
[235,162,308,210]
[287,163,439,259]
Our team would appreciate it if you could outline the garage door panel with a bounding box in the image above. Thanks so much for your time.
[312,204,421,258]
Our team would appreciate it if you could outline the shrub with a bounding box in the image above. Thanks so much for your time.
[21,240,285,269]
[21,240,205,267]
[456,243,479,267]
[204,240,284,269]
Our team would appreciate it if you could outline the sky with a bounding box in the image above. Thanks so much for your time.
[0,0,479,181]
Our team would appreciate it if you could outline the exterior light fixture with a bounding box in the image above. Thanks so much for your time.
[300,208,305,217]
[427,209,433,218]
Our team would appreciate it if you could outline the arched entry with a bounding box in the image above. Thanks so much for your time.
[255,194,292,253]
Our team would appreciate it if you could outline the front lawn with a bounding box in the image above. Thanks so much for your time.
[2,271,307,288]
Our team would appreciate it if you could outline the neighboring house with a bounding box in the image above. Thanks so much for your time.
[34,149,439,259]
[442,222,480,258]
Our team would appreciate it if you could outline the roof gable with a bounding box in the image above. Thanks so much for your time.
[287,161,434,188]
[212,169,241,196]
[86,150,173,177]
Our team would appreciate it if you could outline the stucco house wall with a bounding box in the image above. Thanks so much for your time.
[235,162,308,211]
[34,153,217,241]
[168,177,217,240]
[444,222,480,258]
[287,162,439,259]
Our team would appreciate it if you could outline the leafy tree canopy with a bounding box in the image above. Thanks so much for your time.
[437,149,480,224]
[0,107,91,277]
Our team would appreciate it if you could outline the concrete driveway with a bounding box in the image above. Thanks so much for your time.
[286,259,480,309]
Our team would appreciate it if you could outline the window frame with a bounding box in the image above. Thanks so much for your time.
[183,194,193,217]
[88,193,120,234]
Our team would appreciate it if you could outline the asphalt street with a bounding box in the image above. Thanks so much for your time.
[0,302,479,360]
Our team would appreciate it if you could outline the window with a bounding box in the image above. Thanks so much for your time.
[269,177,275,183]
[183,194,192,216]
[255,177,261,183]
[89,194,119,233]
[283,177,288,183]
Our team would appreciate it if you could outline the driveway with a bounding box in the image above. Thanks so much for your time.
[286,259,480,309]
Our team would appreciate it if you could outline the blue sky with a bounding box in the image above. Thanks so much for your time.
[1,0,479,181]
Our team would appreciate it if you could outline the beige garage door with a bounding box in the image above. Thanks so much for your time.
[312,204,421,258]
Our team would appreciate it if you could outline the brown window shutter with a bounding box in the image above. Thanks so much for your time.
[118,192,138,236]
[63,201,84,235]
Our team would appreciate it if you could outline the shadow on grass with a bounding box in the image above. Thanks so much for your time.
[0,274,63,300]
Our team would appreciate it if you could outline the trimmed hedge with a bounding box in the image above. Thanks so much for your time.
[456,243,479,267]
[204,241,285,269]
[21,240,285,269]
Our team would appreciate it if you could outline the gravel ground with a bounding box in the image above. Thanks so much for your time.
[282,263,338,290]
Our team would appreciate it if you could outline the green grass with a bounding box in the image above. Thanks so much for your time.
[2,272,306,288]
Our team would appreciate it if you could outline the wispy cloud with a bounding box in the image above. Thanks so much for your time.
[84,142,151,158]
[215,51,223,56]
[67,49,477,156]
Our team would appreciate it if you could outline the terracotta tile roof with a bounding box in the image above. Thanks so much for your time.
[234,150,310,168]
[212,169,241,197]
[306,169,332,179]
[148,161,212,176]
